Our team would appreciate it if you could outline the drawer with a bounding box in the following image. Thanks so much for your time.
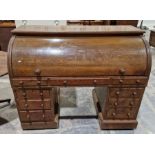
[16,89,51,100]
[12,77,147,87]
[19,110,54,122]
[108,98,140,108]
[109,88,144,98]
[105,107,137,120]
[18,99,53,110]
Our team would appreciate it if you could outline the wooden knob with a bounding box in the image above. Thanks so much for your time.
[27,114,30,119]
[41,104,44,107]
[132,92,137,96]
[136,80,140,84]
[19,81,24,85]
[37,81,41,85]
[34,68,41,76]
[114,102,118,106]
[119,68,126,75]
[24,104,28,107]
[127,113,131,117]
[116,91,120,95]
[23,93,26,97]
[64,80,67,86]
[42,114,45,118]
[112,112,116,116]
[93,80,97,84]
[40,93,43,96]
[119,79,123,83]
[130,102,134,106]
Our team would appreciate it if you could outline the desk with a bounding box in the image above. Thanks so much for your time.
[8,25,151,130]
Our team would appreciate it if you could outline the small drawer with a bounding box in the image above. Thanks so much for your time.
[19,110,54,122]
[109,88,144,98]
[108,98,140,108]
[16,89,51,100]
[105,107,137,120]
[18,99,53,110]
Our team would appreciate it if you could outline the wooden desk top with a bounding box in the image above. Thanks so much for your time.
[12,25,144,36]
[0,51,8,76]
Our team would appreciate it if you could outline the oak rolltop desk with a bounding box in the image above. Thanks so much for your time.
[8,25,151,130]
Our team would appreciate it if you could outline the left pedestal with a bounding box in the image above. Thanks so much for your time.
[14,87,59,130]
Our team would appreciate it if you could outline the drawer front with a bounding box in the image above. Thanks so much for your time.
[19,110,54,122]
[12,77,147,87]
[109,88,144,98]
[18,99,52,110]
[105,108,137,120]
[108,98,140,108]
[16,89,51,100]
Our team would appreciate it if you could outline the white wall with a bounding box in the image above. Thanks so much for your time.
[15,20,155,29]
[141,20,155,29]
[15,20,66,27]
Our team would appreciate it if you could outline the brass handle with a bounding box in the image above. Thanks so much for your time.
[34,68,41,76]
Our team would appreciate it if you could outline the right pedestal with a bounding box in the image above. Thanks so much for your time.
[93,86,145,130]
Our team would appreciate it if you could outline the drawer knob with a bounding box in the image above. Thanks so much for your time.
[42,114,45,118]
[22,92,26,95]
[27,114,30,119]
[119,79,123,83]
[114,102,118,106]
[24,104,28,107]
[127,113,131,117]
[37,81,41,85]
[112,112,116,116]
[132,92,137,96]
[41,104,44,107]
[116,91,120,95]
[34,68,41,76]
[64,80,67,86]
[130,102,134,106]
[119,68,126,75]
[136,80,140,84]
[19,81,24,85]
[40,93,43,96]
[93,80,97,84]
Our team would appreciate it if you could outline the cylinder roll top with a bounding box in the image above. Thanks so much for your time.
[8,25,150,77]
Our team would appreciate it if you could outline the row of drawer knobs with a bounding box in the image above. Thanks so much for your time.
[115,91,137,96]
[112,112,131,118]
[19,79,141,86]
[26,114,45,119]
[24,103,44,108]
[113,102,134,107]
